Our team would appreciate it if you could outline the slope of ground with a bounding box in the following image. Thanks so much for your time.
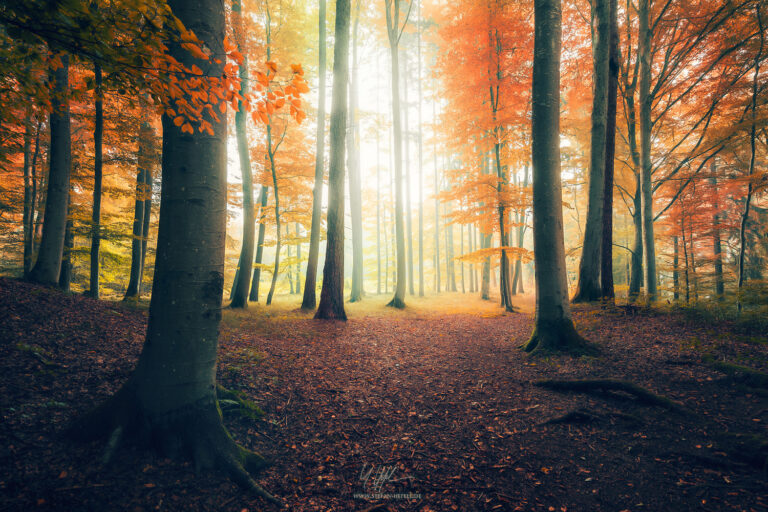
[0,278,765,511]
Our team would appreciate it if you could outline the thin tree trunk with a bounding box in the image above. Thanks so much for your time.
[29,54,71,286]
[638,0,657,301]
[230,0,255,308]
[737,5,763,313]
[349,1,364,303]
[673,235,679,301]
[301,0,327,310]
[22,112,34,278]
[524,0,593,355]
[295,222,302,295]
[138,165,152,295]
[88,63,103,298]
[385,0,408,309]
[316,0,351,320]
[433,98,440,293]
[250,185,269,302]
[403,51,415,297]
[125,118,151,300]
[711,169,724,299]
[58,202,72,292]
[417,0,424,297]
[574,0,610,303]
[600,0,618,300]
[628,173,643,299]
[460,223,465,293]
[266,124,281,306]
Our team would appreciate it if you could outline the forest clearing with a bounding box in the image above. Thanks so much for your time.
[1,278,766,511]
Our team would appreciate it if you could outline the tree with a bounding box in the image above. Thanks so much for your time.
[523,0,595,355]
[302,0,327,310]
[86,63,103,299]
[28,54,71,286]
[229,0,255,309]
[315,0,351,320]
[573,0,610,303]
[384,0,412,309]
[71,0,278,502]
[349,0,364,303]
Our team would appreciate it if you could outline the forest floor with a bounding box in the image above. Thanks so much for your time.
[1,277,767,512]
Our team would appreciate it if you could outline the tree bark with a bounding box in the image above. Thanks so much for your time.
[29,54,71,286]
[88,64,103,299]
[58,201,72,292]
[403,50,415,297]
[249,185,269,302]
[417,0,424,297]
[349,2,364,303]
[524,0,594,355]
[600,0,619,300]
[433,98,441,293]
[711,169,724,299]
[22,113,35,278]
[315,0,351,320]
[573,0,610,303]
[265,125,281,306]
[385,0,408,309]
[124,118,152,301]
[638,0,657,301]
[301,0,327,310]
[71,0,276,501]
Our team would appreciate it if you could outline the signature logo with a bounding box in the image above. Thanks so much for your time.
[359,463,398,493]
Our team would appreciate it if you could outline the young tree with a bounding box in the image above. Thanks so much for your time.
[384,0,412,309]
[523,0,595,355]
[349,0,364,303]
[302,0,327,310]
[71,0,277,502]
[28,54,71,286]
[229,0,255,309]
[87,64,103,299]
[316,0,351,320]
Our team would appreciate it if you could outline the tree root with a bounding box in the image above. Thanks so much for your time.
[543,407,642,426]
[521,318,599,357]
[534,379,686,412]
[67,382,280,507]
[704,357,768,389]
[386,297,406,309]
[217,385,264,421]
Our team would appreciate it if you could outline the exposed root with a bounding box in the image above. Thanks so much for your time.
[217,385,264,420]
[543,407,642,426]
[704,357,768,389]
[386,297,406,309]
[521,318,599,357]
[535,379,686,412]
[67,382,279,505]
[713,432,768,470]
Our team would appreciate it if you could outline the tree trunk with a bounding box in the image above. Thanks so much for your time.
[315,0,351,320]
[295,222,302,295]
[349,3,364,303]
[638,0,657,302]
[403,51,415,297]
[417,0,424,298]
[22,113,34,278]
[88,64,103,299]
[433,99,441,293]
[385,0,407,309]
[138,165,152,295]
[672,235,679,301]
[230,2,255,309]
[573,0,610,303]
[58,202,72,292]
[266,125,281,306]
[628,172,643,299]
[711,170,724,299]
[737,5,763,313]
[495,141,514,311]
[29,54,71,286]
[71,1,276,501]
[124,122,150,301]
[249,185,269,302]
[302,0,327,310]
[600,0,618,300]
[524,0,594,355]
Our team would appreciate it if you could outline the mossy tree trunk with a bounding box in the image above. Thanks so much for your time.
[71,0,276,502]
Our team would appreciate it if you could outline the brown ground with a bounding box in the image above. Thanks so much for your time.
[0,277,766,512]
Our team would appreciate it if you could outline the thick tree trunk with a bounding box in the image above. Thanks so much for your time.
[524,0,594,355]
[29,55,71,286]
[573,0,610,303]
[349,4,364,303]
[249,185,269,302]
[316,0,351,320]
[88,64,103,299]
[230,4,255,309]
[385,0,407,309]
[600,0,618,300]
[71,0,276,501]
[302,0,327,310]
[638,0,657,301]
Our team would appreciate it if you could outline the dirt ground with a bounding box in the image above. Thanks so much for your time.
[1,277,766,511]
